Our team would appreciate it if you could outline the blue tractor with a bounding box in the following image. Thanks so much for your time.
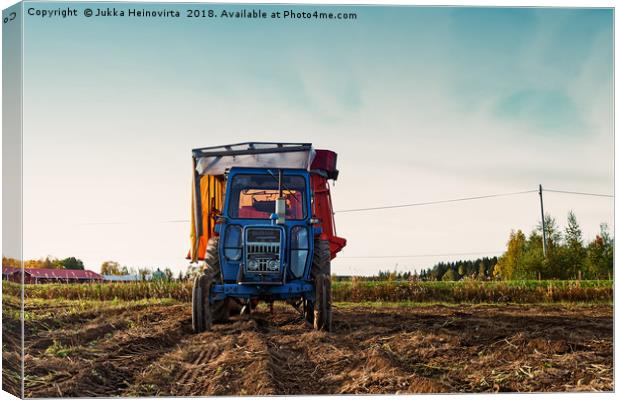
[189,143,346,332]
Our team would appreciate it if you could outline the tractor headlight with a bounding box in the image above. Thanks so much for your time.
[224,225,242,261]
[290,226,309,278]
[248,259,259,271]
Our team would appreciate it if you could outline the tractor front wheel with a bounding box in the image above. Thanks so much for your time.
[192,274,212,333]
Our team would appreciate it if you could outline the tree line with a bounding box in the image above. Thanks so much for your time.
[419,256,499,281]
[2,256,85,270]
[330,257,499,282]
[411,211,612,281]
[493,212,613,280]
[2,257,187,282]
[100,261,185,281]
[344,211,612,282]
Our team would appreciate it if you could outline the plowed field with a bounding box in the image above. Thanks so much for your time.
[14,301,614,396]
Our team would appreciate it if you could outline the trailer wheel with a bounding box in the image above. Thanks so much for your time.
[311,239,332,331]
[192,274,212,333]
[204,237,230,323]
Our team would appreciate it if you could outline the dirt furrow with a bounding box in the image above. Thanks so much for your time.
[26,305,191,398]
[19,302,613,396]
[254,313,324,394]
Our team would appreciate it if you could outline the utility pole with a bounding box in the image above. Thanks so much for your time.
[539,184,547,258]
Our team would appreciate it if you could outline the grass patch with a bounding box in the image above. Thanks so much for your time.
[45,340,75,358]
[334,300,613,309]
[20,297,180,322]
[4,278,613,305]
[334,279,613,303]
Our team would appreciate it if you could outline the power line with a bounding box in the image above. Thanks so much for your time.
[334,189,537,214]
[544,189,614,198]
[337,250,504,259]
[78,219,188,226]
[75,186,612,225]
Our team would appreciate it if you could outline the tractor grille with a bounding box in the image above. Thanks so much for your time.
[247,244,280,254]
[245,228,281,274]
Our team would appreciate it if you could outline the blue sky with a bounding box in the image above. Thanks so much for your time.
[15,3,614,274]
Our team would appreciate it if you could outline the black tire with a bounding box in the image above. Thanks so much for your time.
[212,298,230,322]
[303,298,314,325]
[203,237,230,323]
[314,274,332,331]
[192,274,212,333]
[204,237,222,282]
[311,239,332,331]
[311,239,332,279]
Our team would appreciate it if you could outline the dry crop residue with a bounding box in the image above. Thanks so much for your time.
[21,302,612,396]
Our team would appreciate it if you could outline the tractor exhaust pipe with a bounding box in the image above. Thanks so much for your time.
[276,169,286,224]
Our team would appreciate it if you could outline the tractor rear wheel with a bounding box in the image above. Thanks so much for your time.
[204,237,230,323]
[311,239,332,331]
[192,274,212,333]
[311,239,332,279]
[314,274,332,331]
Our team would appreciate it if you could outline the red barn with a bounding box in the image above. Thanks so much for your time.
[4,268,103,284]
[2,266,20,281]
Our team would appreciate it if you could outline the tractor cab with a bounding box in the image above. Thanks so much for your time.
[188,143,345,333]
[217,167,313,285]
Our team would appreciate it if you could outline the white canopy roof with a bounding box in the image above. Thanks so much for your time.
[193,142,315,176]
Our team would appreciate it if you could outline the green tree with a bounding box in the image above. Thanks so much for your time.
[477,261,486,279]
[535,214,565,278]
[442,268,456,281]
[599,223,614,276]
[564,211,586,279]
[537,214,562,253]
[521,231,545,279]
[547,246,572,280]
[586,223,614,279]
[457,264,465,278]
[164,268,174,281]
[60,257,84,270]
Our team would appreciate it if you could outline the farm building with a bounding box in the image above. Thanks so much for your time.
[5,268,103,284]
[103,274,141,282]
[2,266,20,280]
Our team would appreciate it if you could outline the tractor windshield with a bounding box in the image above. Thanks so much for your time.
[228,174,306,220]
